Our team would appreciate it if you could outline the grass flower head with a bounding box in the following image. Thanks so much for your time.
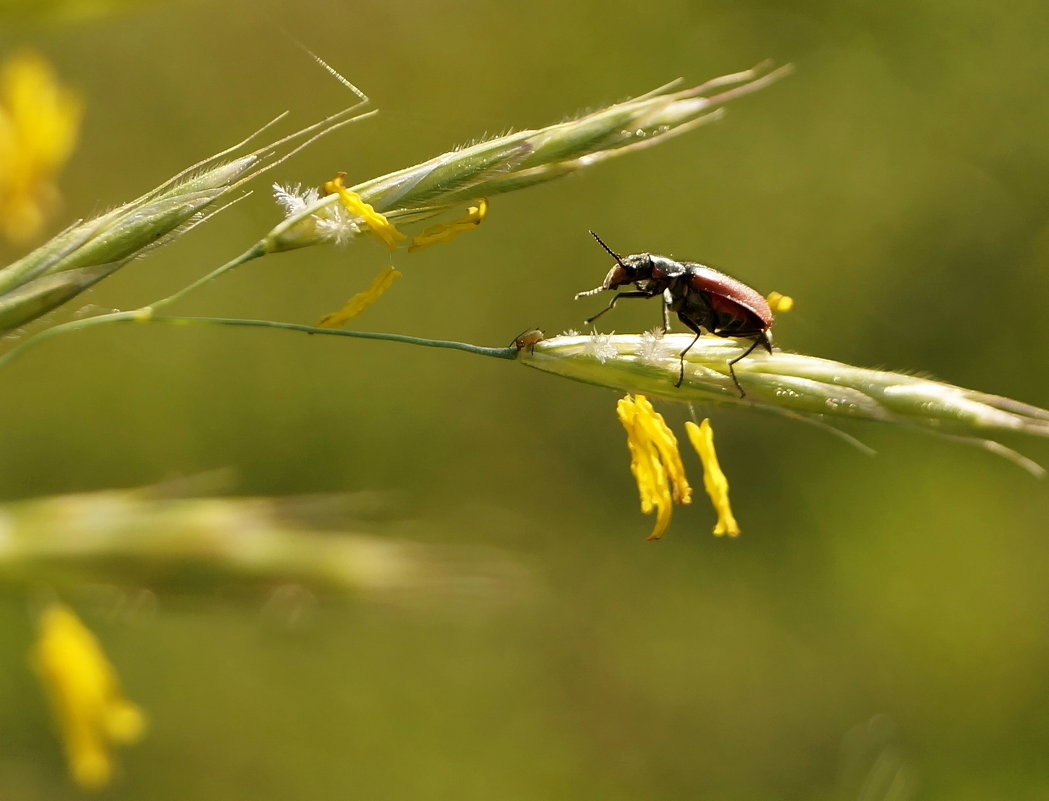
[520,333,1049,475]
[263,64,789,255]
[0,98,373,331]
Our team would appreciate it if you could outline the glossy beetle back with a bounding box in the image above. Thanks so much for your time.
[686,264,773,329]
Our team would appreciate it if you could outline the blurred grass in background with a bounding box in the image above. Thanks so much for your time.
[2,0,1049,798]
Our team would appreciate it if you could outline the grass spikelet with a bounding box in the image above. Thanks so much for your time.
[0,488,530,605]
[265,64,790,252]
[519,333,1049,471]
[0,99,374,332]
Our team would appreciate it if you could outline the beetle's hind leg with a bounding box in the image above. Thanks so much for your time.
[725,335,767,398]
[757,329,773,354]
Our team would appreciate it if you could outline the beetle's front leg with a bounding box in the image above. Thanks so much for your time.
[582,290,659,325]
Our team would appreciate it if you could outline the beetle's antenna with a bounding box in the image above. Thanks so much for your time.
[574,285,607,299]
[589,230,627,268]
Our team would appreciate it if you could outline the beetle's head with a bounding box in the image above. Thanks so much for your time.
[599,253,656,288]
[574,231,652,298]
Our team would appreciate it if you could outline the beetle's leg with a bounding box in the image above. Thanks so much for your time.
[674,316,705,388]
[726,336,765,398]
[758,330,773,354]
[661,294,671,334]
[582,290,659,325]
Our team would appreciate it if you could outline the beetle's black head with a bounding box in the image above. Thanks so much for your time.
[592,253,652,289]
[577,231,656,294]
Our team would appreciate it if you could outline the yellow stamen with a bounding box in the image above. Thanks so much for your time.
[30,603,146,790]
[0,50,82,243]
[323,172,405,250]
[685,419,741,537]
[407,198,488,252]
[766,291,794,314]
[317,264,402,328]
[616,394,692,540]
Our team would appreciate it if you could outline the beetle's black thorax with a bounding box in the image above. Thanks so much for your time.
[620,253,688,293]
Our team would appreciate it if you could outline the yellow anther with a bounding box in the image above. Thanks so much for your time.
[617,394,692,540]
[317,264,402,328]
[766,291,794,314]
[323,172,405,250]
[407,198,488,252]
[685,419,741,537]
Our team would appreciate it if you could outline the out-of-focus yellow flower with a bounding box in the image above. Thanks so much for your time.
[0,50,81,244]
[318,263,402,328]
[766,290,793,314]
[616,394,692,540]
[407,198,488,252]
[30,603,146,790]
[323,172,405,250]
[685,419,741,537]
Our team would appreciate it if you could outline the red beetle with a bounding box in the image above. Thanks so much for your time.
[575,231,773,396]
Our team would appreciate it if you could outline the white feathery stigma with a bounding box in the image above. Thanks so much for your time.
[271,183,360,245]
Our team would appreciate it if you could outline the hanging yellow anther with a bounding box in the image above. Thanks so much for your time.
[317,264,402,328]
[685,419,741,537]
[323,172,405,250]
[407,198,488,252]
[616,394,692,541]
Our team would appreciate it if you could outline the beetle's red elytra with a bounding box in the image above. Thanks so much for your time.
[575,231,773,397]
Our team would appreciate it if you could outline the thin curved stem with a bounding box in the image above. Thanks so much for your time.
[0,311,519,370]
[0,244,268,370]
[145,242,268,312]
[142,315,520,359]
[0,310,139,369]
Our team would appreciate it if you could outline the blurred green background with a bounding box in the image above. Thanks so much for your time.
[3,0,1049,798]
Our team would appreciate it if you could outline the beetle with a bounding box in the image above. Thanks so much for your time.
[575,231,774,397]
[511,328,545,353]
